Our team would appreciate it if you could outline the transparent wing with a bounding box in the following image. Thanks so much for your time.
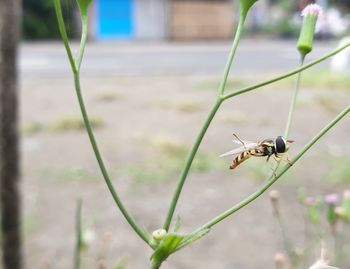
[220,142,259,157]
[232,139,255,145]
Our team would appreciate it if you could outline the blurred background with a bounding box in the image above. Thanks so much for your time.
[23,0,350,40]
[3,0,350,268]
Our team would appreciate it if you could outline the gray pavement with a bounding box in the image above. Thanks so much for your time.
[20,39,337,78]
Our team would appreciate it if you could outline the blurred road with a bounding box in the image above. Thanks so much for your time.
[20,39,337,78]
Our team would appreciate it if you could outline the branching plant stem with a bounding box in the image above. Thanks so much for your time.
[55,0,350,265]
[162,15,246,231]
[73,74,149,243]
[222,42,350,101]
[54,0,149,244]
[163,26,350,232]
[193,105,350,233]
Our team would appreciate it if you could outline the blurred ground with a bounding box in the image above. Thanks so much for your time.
[20,39,336,78]
[18,39,350,269]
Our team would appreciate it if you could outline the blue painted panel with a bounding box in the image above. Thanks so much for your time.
[97,0,133,39]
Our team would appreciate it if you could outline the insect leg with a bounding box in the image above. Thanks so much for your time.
[269,167,277,178]
[285,155,293,167]
[272,155,280,162]
[274,154,293,167]
[266,154,273,162]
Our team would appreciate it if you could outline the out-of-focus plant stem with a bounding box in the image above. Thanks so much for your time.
[284,55,305,139]
[275,56,305,267]
[74,199,82,269]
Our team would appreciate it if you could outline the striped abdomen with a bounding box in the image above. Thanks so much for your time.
[230,148,267,170]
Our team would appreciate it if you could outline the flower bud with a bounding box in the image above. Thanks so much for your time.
[239,0,259,17]
[325,194,339,226]
[269,189,280,201]
[297,4,323,57]
[149,229,167,248]
[303,197,316,206]
[76,0,93,20]
[152,229,167,241]
[274,253,287,269]
[335,206,346,218]
[325,193,340,205]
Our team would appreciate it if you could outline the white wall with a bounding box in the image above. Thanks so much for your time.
[134,0,169,40]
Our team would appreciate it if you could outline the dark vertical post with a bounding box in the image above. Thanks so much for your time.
[0,0,22,268]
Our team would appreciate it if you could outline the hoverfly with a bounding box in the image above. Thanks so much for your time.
[220,134,294,170]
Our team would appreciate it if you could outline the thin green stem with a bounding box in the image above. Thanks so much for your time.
[74,199,82,269]
[333,224,343,266]
[162,98,222,230]
[149,259,162,269]
[73,74,149,244]
[194,105,349,232]
[222,42,350,101]
[55,0,149,245]
[284,56,305,138]
[268,56,306,181]
[276,214,293,264]
[276,212,302,267]
[76,15,88,71]
[270,56,306,267]
[162,15,246,231]
[218,16,245,96]
[53,0,77,74]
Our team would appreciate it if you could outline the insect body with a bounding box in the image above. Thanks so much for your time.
[220,135,293,170]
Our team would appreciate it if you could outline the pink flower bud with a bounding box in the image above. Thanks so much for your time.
[297,4,323,57]
[325,193,340,205]
[301,4,323,17]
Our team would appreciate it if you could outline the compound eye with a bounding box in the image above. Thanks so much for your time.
[275,136,286,153]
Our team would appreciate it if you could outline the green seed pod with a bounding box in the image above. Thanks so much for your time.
[297,4,322,57]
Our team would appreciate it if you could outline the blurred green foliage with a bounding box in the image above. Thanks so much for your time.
[22,0,77,39]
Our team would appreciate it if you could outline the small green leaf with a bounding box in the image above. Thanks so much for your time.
[150,233,184,264]
[76,0,93,19]
[176,228,210,251]
[174,215,181,232]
